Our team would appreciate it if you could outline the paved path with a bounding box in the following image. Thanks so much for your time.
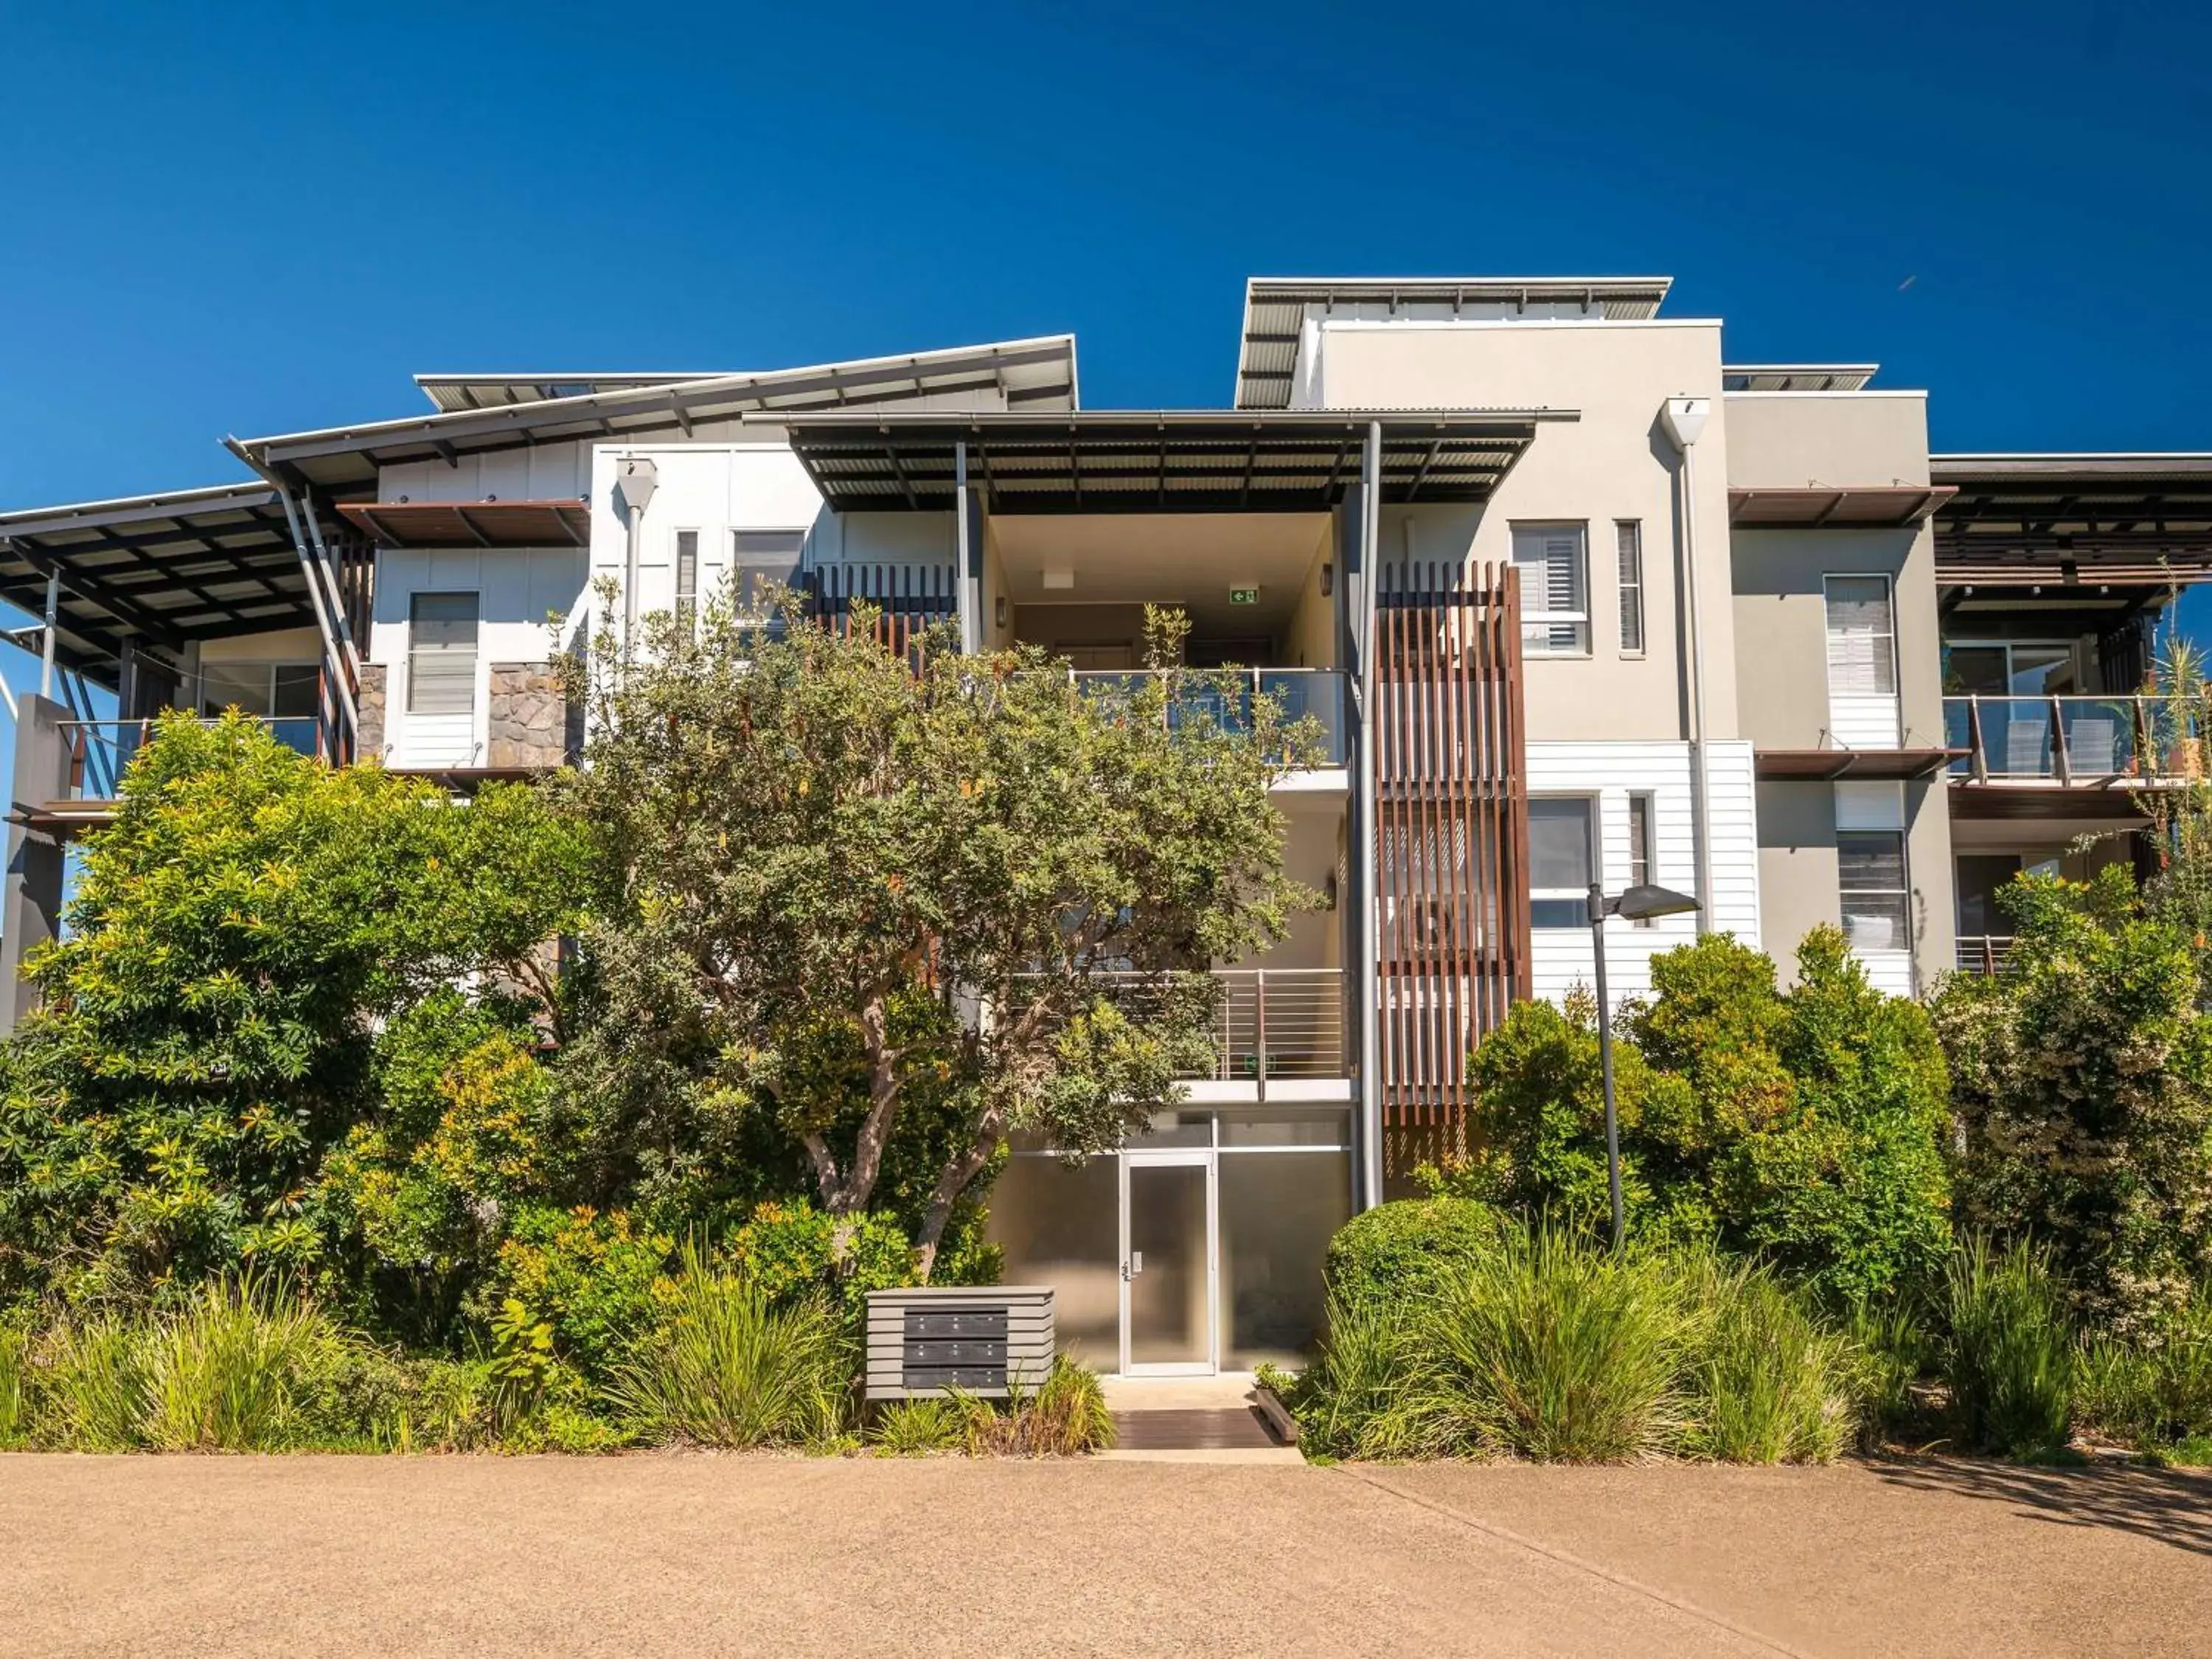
[2,1453,2208,1656]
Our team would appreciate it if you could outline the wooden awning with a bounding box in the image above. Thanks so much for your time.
[338,500,590,549]
[1729,487,1956,529]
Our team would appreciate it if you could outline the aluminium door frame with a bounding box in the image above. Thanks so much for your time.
[1118,1148,1217,1377]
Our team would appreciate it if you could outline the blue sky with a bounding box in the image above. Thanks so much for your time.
[0,0,2205,678]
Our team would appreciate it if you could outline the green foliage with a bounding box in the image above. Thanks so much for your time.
[1463,928,1952,1304]
[1842,1296,1938,1448]
[1324,1196,1503,1307]
[1935,866,2212,1335]
[605,1239,849,1448]
[946,1357,1115,1456]
[0,1321,24,1446]
[2076,1285,2212,1450]
[0,714,585,1304]
[869,1397,964,1455]
[726,1198,914,1315]
[1297,1214,1856,1464]
[555,588,1318,1275]
[490,1206,671,1382]
[1944,1237,2076,1458]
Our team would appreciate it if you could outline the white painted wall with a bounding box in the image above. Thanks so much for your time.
[1525,738,1760,1009]
[583,442,826,621]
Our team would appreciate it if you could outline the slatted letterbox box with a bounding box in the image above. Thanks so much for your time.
[863,1287,1055,1400]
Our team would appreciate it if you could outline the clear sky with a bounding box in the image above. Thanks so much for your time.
[0,0,2205,599]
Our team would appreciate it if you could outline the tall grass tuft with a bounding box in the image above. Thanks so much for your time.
[0,1322,32,1447]
[870,1397,964,1455]
[136,1276,349,1452]
[947,1357,1116,1456]
[1945,1237,2075,1457]
[36,1315,150,1450]
[1842,1297,1935,1448]
[607,1239,849,1448]
[1677,1256,1855,1464]
[2078,1286,2212,1450]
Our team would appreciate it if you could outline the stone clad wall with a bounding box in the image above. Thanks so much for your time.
[487,661,572,769]
[356,664,387,760]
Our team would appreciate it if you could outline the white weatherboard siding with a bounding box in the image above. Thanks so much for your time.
[1828,692,1902,748]
[585,444,827,621]
[1526,740,1759,1009]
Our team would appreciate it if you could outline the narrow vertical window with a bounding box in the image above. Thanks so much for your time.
[407,592,478,714]
[1510,524,1590,655]
[1528,797,1596,928]
[1615,521,1645,655]
[1627,793,1655,925]
[1837,831,1910,952]
[1824,575,1897,695]
[675,529,699,629]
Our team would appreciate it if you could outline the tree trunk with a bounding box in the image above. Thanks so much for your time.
[913,1105,1004,1282]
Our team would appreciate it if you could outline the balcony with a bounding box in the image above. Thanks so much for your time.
[1944,695,2199,786]
[1068,669,1346,768]
[1955,935,2015,975]
[1018,967,1348,1097]
[52,717,324,806]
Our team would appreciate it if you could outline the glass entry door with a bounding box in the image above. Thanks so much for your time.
[1121,1152,1215,1374]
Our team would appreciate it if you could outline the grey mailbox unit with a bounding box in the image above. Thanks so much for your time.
[864,1286,1054,1400]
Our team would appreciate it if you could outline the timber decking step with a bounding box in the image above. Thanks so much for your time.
[1108,1407,1285,1452]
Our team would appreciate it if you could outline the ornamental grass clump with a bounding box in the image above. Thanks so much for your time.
[1675,1255,1856,1464]
[1944,1237,2075,1458]
[0,1323,29,1447]
[606,1240,849,1449]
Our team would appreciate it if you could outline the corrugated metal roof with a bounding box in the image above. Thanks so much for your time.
[1234,276,1673,408]
[1722,364,1879,392]
[784,408,1574,513]
[237,337,1081,490]
[414,372,754,412]
[0,483,316,675]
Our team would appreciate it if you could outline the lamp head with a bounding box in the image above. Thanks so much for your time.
[1612,883,1702,922]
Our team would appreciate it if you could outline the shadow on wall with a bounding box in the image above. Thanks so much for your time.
[1866,1455,2212,1559]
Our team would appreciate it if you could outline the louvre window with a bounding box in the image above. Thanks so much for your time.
[1838,830,1910,952]
[1825,576,1897,695]
[1615,521,1645,655]
[1528,797,1594,928]
[675,529,699,629]
[1627,793,1655,926]
[1511,524,1589,656]
[408,591,478,715]
[733,529,804,616]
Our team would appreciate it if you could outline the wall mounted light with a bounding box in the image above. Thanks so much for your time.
[1321,562,1334,597]
[995,595,1009,629]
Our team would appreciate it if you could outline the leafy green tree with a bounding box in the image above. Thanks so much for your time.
[0,714,588,1304]
[1461,927,1951,1303]
[1935,867,2212,1335]
[554,588,1318,1276]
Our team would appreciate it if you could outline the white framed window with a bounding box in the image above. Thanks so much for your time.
[1528,796,1595,928]
[1615,521,1645,655]
[733,529,805,616]
[1835,782,1910,953]
[408,591,479,715]
[675,529,700,629]
[1825,575,1898,696]
[1511,523,1589,656]
[1627,792,1656,927]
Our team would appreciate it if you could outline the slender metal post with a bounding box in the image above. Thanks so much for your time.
[39,571,58,698]
[1590,880,1623,1251]
[1255,967,1268,1104]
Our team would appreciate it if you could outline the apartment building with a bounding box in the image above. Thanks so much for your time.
[1,276,2205,1375]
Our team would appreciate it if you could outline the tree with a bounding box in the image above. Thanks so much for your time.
[1934,866,2212,1335]
[1462,928,1951,1304]
[554,586,1319,1276]
[0,714,588,1303]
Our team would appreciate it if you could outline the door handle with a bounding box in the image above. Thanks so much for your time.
[1127,1251,1143,1276]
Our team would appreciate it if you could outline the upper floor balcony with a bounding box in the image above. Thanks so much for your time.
[1067,667,1347,769]
[1943,695,2198,788]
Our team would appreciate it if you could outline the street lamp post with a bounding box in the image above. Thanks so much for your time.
[1587,880,1703,1250]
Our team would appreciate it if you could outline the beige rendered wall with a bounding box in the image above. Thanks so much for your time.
[1756,778,1953,994]
[1317,320,1733,742]
[1279,524,1337,669]
[980,515,1015,650]
[1725,392,1933,490]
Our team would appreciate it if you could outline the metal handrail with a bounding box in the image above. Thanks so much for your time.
[52,714,326,799]
[1012,967,1347,1096]
[1943,694,2197,784]
[1066,668,1348,767]
[1954,934,2015,975]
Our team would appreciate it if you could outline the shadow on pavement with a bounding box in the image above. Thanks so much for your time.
[1865,1455,2212,1558]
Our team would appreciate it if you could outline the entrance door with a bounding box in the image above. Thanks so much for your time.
[1121,1152,1214,1374]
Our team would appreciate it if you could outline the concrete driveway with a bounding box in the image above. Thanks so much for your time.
[1,1453,2207,1657]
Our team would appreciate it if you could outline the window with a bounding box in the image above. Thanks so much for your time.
[732,529,805,616]
[1615,521,1645,655]
[1511,524,1589,655]
[1824,576,1896,695]
[1838,832,1909,953]
[408,591,479,715]
[1627,793,1655,926]
[674,529,699,628]
[1528,797,1594,928]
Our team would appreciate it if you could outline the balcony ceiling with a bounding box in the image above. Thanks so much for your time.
[337,499,590,549]
[783,409,1572,515]
[0,483,318,682]
[1933,454,2212,587]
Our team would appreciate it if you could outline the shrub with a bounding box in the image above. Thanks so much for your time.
[1944,1238,2075,1458]
[2076,1286,2212,1450]
[1324,1197,1501,1309]
[1675,1256,1855,1463]
[1843,1297,1937,1448]
[948,1358,1114,1456]
[491,1206,672,1382]
[870,1397,965,1455]
[606,1240,849,1448]
[133,1276,350,1452]
[727,1199,915,1317]
[0,1321,27,1447]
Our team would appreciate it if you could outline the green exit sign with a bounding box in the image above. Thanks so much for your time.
[1229,587,1259,606]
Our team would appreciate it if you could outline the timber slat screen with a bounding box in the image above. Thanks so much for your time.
[803,562,956,655]
[1374,560,1531,1171]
